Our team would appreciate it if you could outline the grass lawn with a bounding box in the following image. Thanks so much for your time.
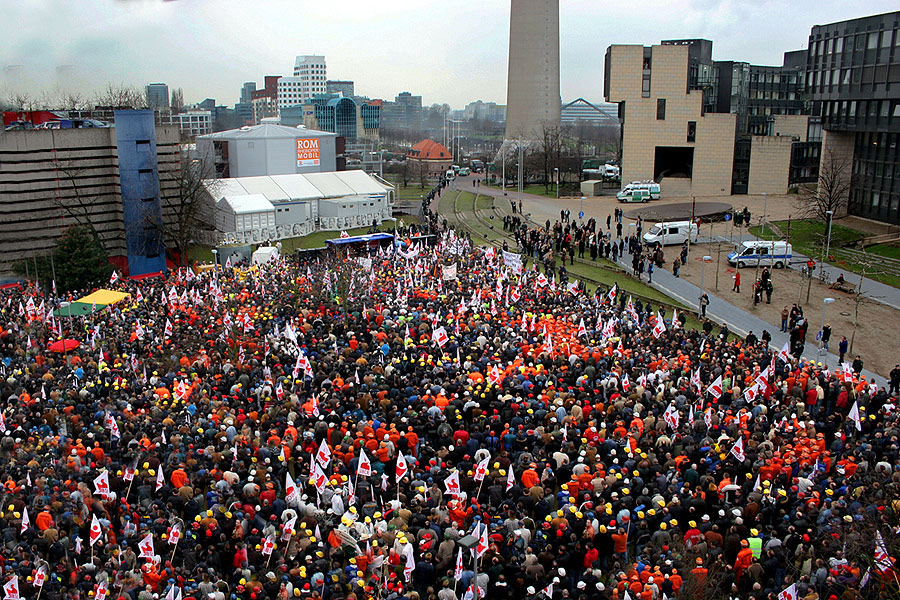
[867,243,900,260]
[751,219,866,257]
[752,219,900,287]
[383,176,433,202]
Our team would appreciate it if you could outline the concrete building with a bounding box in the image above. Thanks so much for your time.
[160,110,212,137]
[145,83,169,109]
[806,11,900,224]
[251,76,281,125]
[196,123,341,178]
[505,0,560,139]
[381,92,423,135]
[326,80,355,97]
[0,111,181,280]
[406,139,453,177]
[464,100,507,123]
[209,170,394,246]
[605,40,818,197]
[290,55,328,101]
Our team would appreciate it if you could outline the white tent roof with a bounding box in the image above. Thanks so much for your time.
[218,194,274,215]
[204,171,392,204]
[232,176,292,202]
[270,174,325,200]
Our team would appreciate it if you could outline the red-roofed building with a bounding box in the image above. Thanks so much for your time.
[406,139,452,177]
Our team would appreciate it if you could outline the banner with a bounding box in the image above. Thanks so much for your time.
[442,264,458,281]
[296,138,320,167]
[502,251,522,274]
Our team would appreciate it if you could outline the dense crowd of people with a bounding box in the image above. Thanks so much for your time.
[0,210,898,600]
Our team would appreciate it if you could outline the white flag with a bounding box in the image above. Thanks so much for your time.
[357,449,372,477]
[89,514,103,546]
[395,454,409,483]
[20,508,29,534]
[285,473,299,503]
[848,401,862,431]
[138,532,155,558]
[473,456,490,482]
[730,436,745,462]
[3,577,19,600]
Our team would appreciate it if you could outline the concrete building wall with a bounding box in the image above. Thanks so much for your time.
[747,135,794,195]
[505,0,560,139]
[0,116,183,280]
[819,129,856,218]
[771,115,809,141]
[232,135,337,177]
[607,43,736,197]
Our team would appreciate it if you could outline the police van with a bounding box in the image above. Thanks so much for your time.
[728,241,793,269]
[616,181,661,203]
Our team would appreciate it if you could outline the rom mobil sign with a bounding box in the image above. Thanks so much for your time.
[296,138,320,167]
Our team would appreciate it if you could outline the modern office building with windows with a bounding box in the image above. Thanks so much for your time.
[145,83,169,109]
[805,11,900,224]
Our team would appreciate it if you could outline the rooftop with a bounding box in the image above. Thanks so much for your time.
[199,123,337,141]
[407,139,451,161]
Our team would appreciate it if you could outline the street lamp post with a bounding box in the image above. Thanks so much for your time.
[580,196,586,220]
[458,534,480,600]
[819,297,835,353]
[554,167,559,199]
[821,210,834,279]
[699,255,712,317]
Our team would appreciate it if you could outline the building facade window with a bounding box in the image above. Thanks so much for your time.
[657,99,666,120]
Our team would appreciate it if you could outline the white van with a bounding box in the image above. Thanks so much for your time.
[617,181,660,203]
[728,241,793,269]
[643,221,699,246]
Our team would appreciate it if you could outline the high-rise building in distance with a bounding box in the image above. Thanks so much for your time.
[505,0,560,139]
[145,83,169,109]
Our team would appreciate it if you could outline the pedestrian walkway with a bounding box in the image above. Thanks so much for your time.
[702,232,900,311]
[607,246,886,380]
[472,181,889,380]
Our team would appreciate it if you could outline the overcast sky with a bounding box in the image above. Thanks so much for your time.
[2,0,896,109]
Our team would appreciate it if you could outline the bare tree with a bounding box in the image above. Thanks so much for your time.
[536,122,563,192]
[50,158,110,247]
[170,88,185,113]
[93,83,145,108]
[417,161,429,190]
[795,147,851,221]
[155,151,219,266]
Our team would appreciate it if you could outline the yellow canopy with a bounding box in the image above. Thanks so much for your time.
[77,289,131,306]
